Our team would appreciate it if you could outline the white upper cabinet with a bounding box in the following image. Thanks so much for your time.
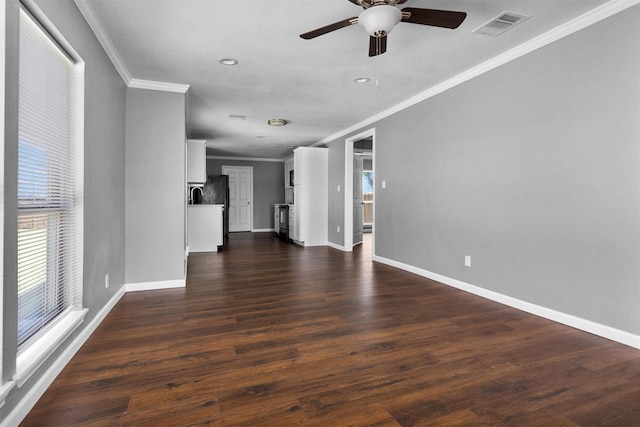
[284,156,294,188]
[187,139,207,183]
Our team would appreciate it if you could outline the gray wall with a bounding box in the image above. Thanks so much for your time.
[2,0,127,415]
[125,88,186,284]
[327,7,640,335]
[327,142,345,245]
[207,158,285,230]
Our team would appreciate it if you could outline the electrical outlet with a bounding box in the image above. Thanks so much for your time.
[464,256,471,268]
[105,273,110,288]
[337,226,340,233]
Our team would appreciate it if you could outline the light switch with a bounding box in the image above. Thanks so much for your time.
[381,180,386,189]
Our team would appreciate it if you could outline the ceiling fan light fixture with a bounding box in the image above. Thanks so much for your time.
[267,118,287,127]
[358,5,402,37]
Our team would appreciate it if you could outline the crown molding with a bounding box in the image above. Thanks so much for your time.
[74,0,190,94]
[207,155,284,163]
[129,79,190,94]
[317,0,640,145]
[73,0,131,83]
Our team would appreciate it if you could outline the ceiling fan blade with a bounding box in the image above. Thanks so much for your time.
[401,7,467,29]
[348,0,408,6]
[300,17,358,39]
[368,35,387,57]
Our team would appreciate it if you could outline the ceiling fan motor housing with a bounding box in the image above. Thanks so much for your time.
[358,5,402,37]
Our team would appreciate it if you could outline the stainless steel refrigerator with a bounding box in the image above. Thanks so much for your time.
[202,174,229,246]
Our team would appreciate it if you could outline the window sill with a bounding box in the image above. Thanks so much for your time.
[14,308,88,388]
[0,380,16,408]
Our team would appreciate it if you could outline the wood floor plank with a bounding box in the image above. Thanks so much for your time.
[21,232,640,426]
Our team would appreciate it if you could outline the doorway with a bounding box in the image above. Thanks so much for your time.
[361,151,374,233]
[344,128,375,254]
[222,165,253,232]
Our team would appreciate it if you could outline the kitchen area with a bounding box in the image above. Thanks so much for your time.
[186,139,228,252]
[187,139,328,252]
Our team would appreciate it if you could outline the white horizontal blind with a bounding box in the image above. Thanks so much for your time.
[17,8,82,350]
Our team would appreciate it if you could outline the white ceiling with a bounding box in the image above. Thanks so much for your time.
[77,0,611,159]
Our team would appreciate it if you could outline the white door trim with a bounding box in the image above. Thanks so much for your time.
[353,156,364,246]
[344,128,375,252]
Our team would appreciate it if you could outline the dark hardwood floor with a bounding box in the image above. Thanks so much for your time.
[23,232,640,426]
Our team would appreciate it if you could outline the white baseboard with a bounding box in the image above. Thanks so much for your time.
[126,279,185,292]
[297,241,329,247]
[1,286,127,427]
[327,241,349,252]
[252,228,274,233]
[373,255,640,350]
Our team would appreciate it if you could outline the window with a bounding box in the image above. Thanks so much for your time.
[363,170,374,226]
[15,5,85,384]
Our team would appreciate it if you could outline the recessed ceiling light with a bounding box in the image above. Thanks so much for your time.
[228,114,246,120]
[219,58,238,66]
[353,77,370,84]
[267,118,287,127]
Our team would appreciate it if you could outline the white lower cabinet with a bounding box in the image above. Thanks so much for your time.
[187,205,224,252]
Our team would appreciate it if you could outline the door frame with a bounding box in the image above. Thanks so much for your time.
[353,155,364,247]
[222,165,253,232]
[344,128,375,252]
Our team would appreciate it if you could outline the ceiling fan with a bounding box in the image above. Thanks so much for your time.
[300,0,467,57]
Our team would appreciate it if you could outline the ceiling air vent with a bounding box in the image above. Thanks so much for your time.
[473,12,530,37]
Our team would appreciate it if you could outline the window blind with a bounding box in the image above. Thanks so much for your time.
[17,8,82,350]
